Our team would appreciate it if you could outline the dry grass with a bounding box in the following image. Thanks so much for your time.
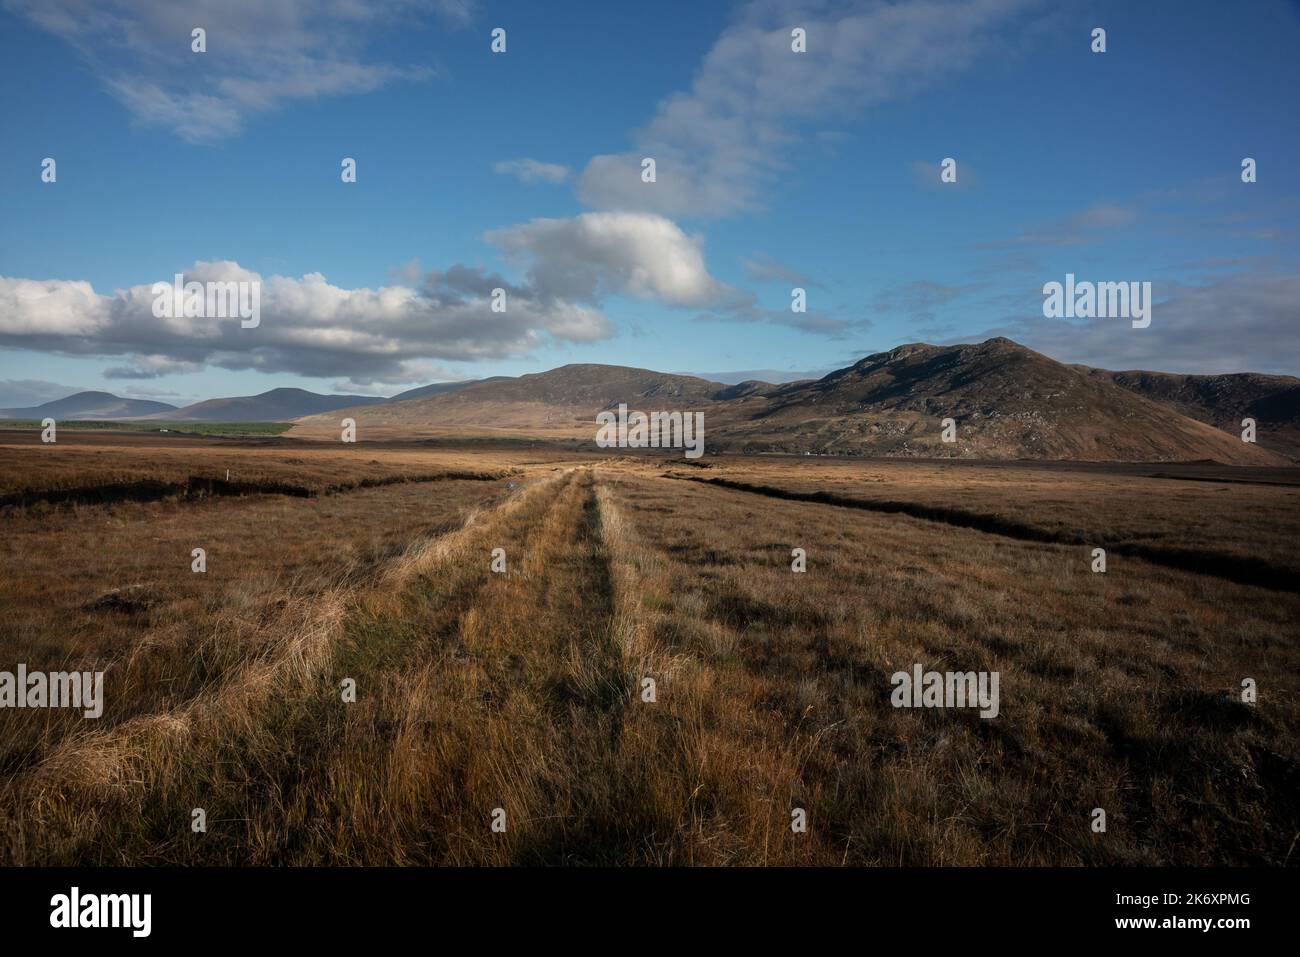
[664,457,1300,581]
[1,443,1296,865]
[0,430,593,499]
[0,475,515,792]
[598,471,1300,864]
[0,467,560,864]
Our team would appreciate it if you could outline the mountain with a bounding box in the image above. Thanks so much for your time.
[288,339,1292,465]
[426,364,728,406]
[1,391,177,420]
[1078,367,1300,458]
[293,365,739,439]
[717,339,1285,462]
[152,388,386,422]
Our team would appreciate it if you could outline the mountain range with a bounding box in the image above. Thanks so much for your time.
[1,387,387,423]
[6,340,1298,463]
[142,388,388,422]
[291,339,1298,464]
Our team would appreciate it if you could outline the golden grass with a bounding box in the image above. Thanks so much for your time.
[0,431,595,499]
[600,472,1300,864]
[1,443,1296,865]
[0,470,562,863]
[664,457,1300,579]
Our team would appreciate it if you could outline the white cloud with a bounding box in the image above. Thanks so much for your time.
[103,80,245,142]
[0,278,108,335]
[492,159,570,184]
[576,0,1038,217]
[5,0,465,142]
[0,214,743,379]
[0,257,612,381]
[485,212,741,308]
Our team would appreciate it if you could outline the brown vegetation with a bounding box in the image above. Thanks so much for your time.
[1,438,1296,865]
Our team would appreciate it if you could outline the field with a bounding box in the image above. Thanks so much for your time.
[1,430,1297,865]
[0,419,295,437]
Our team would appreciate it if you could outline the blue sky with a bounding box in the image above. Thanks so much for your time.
[1,0,1298,408]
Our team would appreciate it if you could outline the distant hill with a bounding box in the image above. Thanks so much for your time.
[1,391,177,420]
[292,365,739,440]
[428,363,728,407]
[1078,367,1300,459]
[152,388,386,422]
[290,339,1290,464]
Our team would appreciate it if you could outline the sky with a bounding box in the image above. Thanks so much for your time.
[1,0,1298,408]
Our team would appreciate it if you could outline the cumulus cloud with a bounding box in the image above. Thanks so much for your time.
[5,0,465,141]
[485,212,743,308]
[576,0,1038,217]
[0,212,746,380]
[0,258,612,382]
[492,159,570,184]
